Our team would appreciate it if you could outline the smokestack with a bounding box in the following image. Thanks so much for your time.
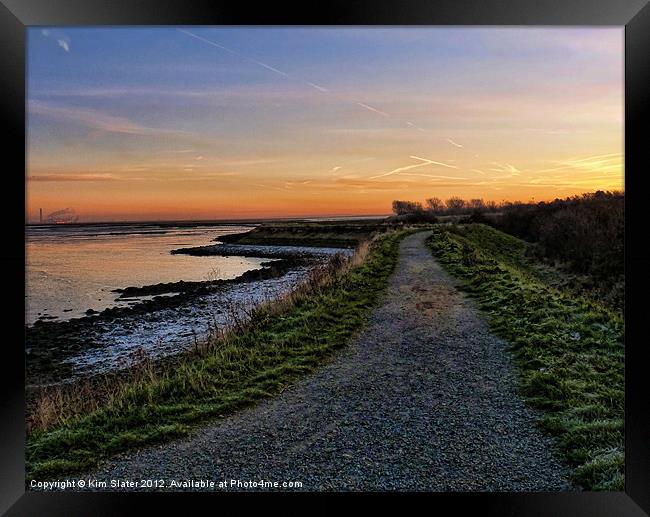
[39,208,43,224]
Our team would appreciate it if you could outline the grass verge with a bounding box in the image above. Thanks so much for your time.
[426,224,624,490]
[27,230,411,482]
[218,222,384,248]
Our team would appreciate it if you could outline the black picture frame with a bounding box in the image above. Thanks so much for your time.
[2,1,649,514]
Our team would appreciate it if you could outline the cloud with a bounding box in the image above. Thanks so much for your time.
[28,100,188,137]
[177,29,455,139]
[446,138,464,148]
[357,102,390,117]
[399,173,469,180]
[40,28,71,53]
[216,158,277,167]
[305,81,329,93]
[489,162,522,176]
[180,29,336,98]
[368,155,457,180]
[179,29,289,79]
[330,166,342,173]
[410,155,458,169]
[534,153,623,175]
[57,39,70,52]
[28,173,117,182]
[406,121,425,132]
[251,183,288,192]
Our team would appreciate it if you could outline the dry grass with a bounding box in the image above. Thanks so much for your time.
[27,237,375,435]
[27,229,409,480]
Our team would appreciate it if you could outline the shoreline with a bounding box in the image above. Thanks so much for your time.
[26,243,351,387]
[26,231,404,481]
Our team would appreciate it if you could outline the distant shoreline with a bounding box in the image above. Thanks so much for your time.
[24,214,390,227]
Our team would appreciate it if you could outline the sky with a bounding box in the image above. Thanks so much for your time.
[26,27,624,222]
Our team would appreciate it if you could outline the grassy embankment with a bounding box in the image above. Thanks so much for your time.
[426,224,624,490]
[218,220,390,248]
[27,229,411,481]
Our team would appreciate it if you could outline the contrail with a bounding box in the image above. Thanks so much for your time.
[410,155,458,169]
[306,81,329,93]
[567,152,621,164]
[369,155,457,180]
[179,29,434,135]
[179,29,336,94]
[357,102,390,117]
[406,121,425,132]
[400,172,469,180]
[180,29,526,181]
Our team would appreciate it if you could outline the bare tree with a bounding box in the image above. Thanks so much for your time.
[425,197,444,213]
[445,196,466,213]
[392,200,423,215]
[468,198,486,211]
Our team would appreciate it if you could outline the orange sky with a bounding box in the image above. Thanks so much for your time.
[27,27,623,222]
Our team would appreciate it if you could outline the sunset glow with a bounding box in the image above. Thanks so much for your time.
[27,27,623,222]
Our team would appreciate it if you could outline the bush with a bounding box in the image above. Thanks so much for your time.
[490,191,623,309]
[390,191,624,309]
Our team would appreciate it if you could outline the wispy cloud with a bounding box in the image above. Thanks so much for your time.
[28,100,187,137]
[535,153,623,175]
[179,29,337,97]
[357,102,389,117]
[57,39,70,53]
[410,155,458,169]
[178,29,443,138]
[406,121,425,132]
[251,183,288,192]
[216,158,277,167]
[399,172,469,180]
[41,28,71,53]
[305,81,329,93]
[446,138,464,148]
[28,173,117,182]
[369,155,457,180]
[178,29,287,76]
[488,162,521,176]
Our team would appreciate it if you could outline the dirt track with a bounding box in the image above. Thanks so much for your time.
[89,231,572,491]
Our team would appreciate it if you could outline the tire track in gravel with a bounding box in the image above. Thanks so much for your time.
[89,231,573,491]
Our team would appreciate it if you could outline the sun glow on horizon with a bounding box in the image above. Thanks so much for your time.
[26,27,623,223]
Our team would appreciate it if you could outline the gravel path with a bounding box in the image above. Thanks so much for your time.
[89,231,572,491]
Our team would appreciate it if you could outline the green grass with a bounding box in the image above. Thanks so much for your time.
[26,230,410,482]
[219,221,387,248]
[426,224,624,490]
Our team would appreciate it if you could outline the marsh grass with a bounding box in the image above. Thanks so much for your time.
[27,230,406,481]
[426,224,624,490]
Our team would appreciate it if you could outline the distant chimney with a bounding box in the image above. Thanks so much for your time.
[39,208,43,224]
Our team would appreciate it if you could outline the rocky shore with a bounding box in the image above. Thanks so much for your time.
[26,244,350,387]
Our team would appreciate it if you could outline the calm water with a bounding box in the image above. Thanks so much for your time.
[25,224,265,325]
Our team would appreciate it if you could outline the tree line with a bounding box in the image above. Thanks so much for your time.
[391,191,624,310]
[391,195,588,216]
